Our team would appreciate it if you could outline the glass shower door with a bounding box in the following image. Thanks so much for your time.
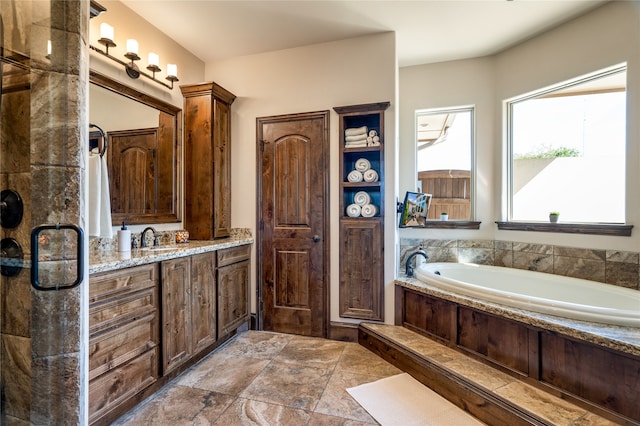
[1,1,88,423]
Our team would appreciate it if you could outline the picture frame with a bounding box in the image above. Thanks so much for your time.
[399,191,432,228]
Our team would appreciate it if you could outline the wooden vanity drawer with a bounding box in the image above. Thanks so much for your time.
[217,244,250,267]
[90,263,158,304]
[89,348,158,425]
[90,287,157,334]
[89,312,158,380]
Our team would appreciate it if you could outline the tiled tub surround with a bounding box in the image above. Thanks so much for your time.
[400,238,640,290]
[398,238,639,356]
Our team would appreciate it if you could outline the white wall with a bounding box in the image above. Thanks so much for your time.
[399,1,640,252]
[205,32,398,323]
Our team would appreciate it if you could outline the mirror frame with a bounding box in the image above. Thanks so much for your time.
[89,69,182,225]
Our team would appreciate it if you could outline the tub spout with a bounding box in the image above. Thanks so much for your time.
[405,249,428,277]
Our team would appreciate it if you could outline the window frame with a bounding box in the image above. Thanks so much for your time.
[415,105,479,229]
[501,63,631,236]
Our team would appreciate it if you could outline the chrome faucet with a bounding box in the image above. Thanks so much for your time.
[405,249,428,277]
[140,226,159,248]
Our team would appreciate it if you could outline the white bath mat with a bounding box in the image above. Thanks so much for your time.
[346,373,484,426]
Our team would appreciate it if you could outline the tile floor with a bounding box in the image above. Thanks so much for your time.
[114,330,478,425]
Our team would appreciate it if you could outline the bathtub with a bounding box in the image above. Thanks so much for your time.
[414,262,640,327]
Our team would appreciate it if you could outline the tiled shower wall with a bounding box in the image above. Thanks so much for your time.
[400,238,640,291]
[1,0,88,423]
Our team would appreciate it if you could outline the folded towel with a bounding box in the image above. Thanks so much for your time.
[88,152,113,238]
[346,142,369,148]
[345,126,368,137]
[363,169,379,182]
[354,190,371,206]
[346,204,361,218]
[355,158,371,172]
[368,130,377,137]
[345,133,368,143]
[347,170,363,182]
[361,204,377,217]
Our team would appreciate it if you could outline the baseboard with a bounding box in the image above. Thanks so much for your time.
[328,321,359,342]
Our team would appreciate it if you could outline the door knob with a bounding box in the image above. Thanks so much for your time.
[313,235,321,243]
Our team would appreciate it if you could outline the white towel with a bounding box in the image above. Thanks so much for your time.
[88,153,113,238]
[361,204,377,217]
[366,136,373,144]
[355,158,371,172]
[347,170,364,182]
[368,130,377,137]
[354,191,371,206]
[345,133,368,143]
[363,169,379,182]
[346,142,369,148]
[346,204,361,217]
[345,126,368,137]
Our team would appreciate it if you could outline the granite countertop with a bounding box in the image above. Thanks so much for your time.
[89,235,254,275]
[395,276,640,358]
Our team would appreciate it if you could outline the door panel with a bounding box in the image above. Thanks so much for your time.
[258,111,329,337]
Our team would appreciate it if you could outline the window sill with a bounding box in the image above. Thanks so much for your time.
[495,221,633,237]
[422,221,481,230]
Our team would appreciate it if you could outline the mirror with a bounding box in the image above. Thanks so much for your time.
[89,70,181,225]
[416,106,474,221]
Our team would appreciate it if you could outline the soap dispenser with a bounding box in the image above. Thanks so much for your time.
[118,222,131,252]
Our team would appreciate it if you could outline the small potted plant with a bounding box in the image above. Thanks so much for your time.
[440,212,448,221]
[549,211,560,223]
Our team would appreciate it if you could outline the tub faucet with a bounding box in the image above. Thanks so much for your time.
[141,226,159,247]
[405,249,428,277]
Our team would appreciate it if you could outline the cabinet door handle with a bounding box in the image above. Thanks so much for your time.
[313,235,321,243]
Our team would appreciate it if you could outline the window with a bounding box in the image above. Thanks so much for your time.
[507,64,626,224]
[416,106,474,221]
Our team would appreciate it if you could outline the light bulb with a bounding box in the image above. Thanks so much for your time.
[126,39,138,55]
[148,52,159,67]
[99,23,114,41]
[167,63,177,78]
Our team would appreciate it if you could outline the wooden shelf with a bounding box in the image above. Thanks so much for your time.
[334,101,390,322]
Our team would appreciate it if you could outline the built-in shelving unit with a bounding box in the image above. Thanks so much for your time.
[334,101,390,321]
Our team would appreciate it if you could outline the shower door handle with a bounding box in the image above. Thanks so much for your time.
[30,223,84,291]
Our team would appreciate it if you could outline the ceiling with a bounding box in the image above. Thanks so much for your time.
[122,0,607,68]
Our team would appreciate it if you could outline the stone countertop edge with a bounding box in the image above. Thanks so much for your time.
[395,276,640,358]
[89,237,254,275]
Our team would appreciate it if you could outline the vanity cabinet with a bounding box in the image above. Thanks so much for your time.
[161,252,217,375]
[161,246,250,374]
[161,256,192,374]
[88,264,159,425]
[334,102,389,321]
[181,82,236,240]
[88,243,251,424]
[217,245,250,336]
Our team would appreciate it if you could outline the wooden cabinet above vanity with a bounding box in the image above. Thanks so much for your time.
[181,82,236,240]
[88,242,251,425]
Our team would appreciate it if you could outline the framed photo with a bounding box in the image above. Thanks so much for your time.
[399,191,432,228]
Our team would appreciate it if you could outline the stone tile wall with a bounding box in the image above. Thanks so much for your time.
[400,238,640,290]
[1,0,88,424]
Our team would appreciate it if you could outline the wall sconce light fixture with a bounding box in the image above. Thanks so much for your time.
[90,23,179,90]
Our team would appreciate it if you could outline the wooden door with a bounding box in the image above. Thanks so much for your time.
[190,252,217,355]
[257,111,329,337]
